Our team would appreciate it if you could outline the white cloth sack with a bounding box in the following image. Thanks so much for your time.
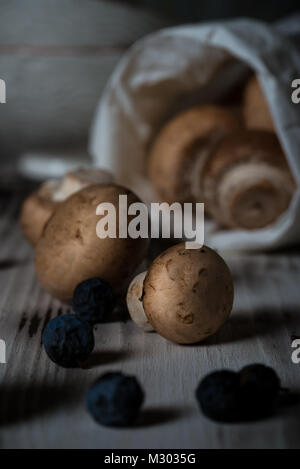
[90,17,300,251]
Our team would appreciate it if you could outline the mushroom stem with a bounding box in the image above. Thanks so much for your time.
[216,161,295,229]
[126,271,154,332]
[202,130,296,230]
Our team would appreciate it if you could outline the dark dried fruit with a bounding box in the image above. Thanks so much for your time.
[86,372,144,427]
[196,370,240,422]
[239,364,280,419]
[196,364,281,423]
[72,277,115,324]
[42,314,94,368]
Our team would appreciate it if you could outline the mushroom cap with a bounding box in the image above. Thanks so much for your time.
[202,130,295,229]
[35,184,149,302]
[243,75,274,131]
[19,180,60,245]
[20,169,114,245]
[148,106,242,204]
[54,168,113,201]
[126,271,154,332]
[143,243,233,344]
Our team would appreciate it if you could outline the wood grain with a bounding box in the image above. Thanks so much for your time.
[0,191,300,449]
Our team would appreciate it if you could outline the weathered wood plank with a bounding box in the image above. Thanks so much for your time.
[0,193,300,448]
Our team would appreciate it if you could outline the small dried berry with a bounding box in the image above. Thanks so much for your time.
[42,314,94,368]
[72,278,115,324]
[196,370,240,422]
[196,364,281,423]
[86,372,144,427]
[239,364,280,418]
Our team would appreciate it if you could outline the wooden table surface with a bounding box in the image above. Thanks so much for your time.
[0,187,300,449]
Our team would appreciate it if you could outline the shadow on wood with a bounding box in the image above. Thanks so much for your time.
[0,382,83,426]
[204,307,300,346]
[80,350,133,369]
[136,406,188,428]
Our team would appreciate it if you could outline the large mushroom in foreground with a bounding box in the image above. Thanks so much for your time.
[35,184,149,302]
[127,243,234,344]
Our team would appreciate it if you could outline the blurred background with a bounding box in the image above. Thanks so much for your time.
[0,0,299,181]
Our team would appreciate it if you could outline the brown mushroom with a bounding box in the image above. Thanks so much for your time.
[243,75,275,131]
[141,243,234,344]
[148,106,242,204]
[57,168,113,199]
[20,168,113,245]
[202,130,295,230]
[19,180,60,246]
[35,184,149,302]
